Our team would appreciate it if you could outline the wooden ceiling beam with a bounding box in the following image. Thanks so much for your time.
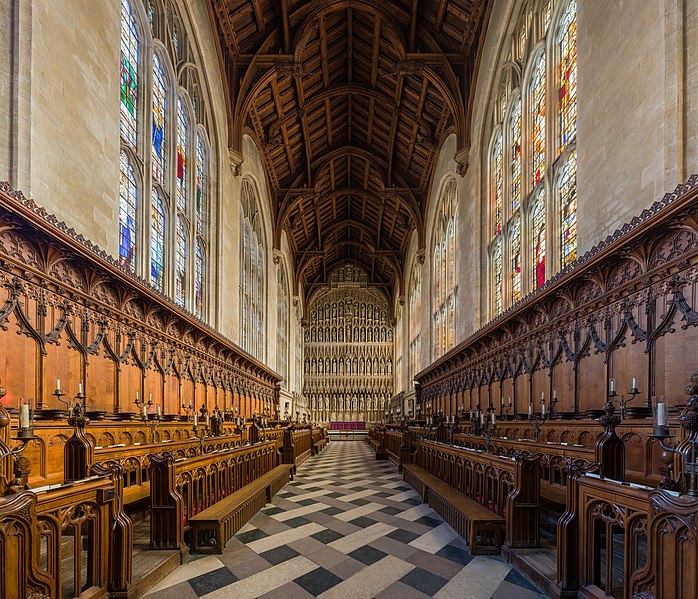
[409,0,420,52]
[405,77,430,172]
[347,8,353,83]
[435,0,449,30]
[370,16,382,87]
[386,73,404,186]
[281,0,291,53]
[250,0,265,32]
[269,78,295,175]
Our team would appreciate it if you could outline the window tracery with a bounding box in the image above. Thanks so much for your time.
[486,0,576,318]
[118,0,211,317]
[432,180,458,358]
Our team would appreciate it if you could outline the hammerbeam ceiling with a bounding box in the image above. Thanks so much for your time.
[207,0,491,304]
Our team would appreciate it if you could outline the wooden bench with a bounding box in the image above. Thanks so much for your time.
[403,464,504,555]
[188,464,293,554]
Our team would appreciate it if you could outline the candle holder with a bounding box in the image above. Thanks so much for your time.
[192,422,209,454]
[138,407,160,443]
[527,412,542,442]
[649,373,698,497]
[53,387,71,416]
[499,404,512,421]
[611,386,639,420]
[0,392,38,462]
[181,401,193,422]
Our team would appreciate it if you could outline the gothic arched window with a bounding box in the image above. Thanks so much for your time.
[277,263,290,388]
[432,179,458,359]
[117,0,213,320]
[240,179,265,360]
[486,0,577,318]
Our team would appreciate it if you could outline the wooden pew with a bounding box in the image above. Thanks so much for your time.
[149,440,292,554]
[453,432,596,505]
[0,473,119,599]
[404,439,541,555]
[189,463,291,553]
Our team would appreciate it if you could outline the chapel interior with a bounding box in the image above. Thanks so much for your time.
[1,0,697,598]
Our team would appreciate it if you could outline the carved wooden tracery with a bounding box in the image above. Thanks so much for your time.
[0,183,280,426]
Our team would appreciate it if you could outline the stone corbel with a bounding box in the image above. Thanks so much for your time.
[229,148,244,176]
[455,146,470,177]
[273,249,283,266]
[416,248,426,265]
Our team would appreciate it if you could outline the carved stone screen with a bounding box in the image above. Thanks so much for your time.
[304,264,393,423]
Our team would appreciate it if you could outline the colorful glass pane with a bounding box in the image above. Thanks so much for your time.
[493,130,503,236]
[176,97,188,213]
[175,216,187,306]
[147,0,154,27]
[511,216,521,303]
[543,0,551,33]
[196,133,206,236]
[494,240,503,316]
[532,190,546,288]
[559,0,577,149]
[531,52,546,186]
[560,152,577,267]
[150,189,165,291]
[152,53,167,184]
[510,97,522,211]
[120,0,139,148]
[119,151,138,270]
[195,239,203,318]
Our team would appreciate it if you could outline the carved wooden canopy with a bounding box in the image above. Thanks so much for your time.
[207,0,491,302]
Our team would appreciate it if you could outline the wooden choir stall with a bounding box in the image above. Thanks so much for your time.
[368,177,698,599]
[0,183,328,599]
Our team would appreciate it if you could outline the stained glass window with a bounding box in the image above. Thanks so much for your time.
[147,0,154,27]
[560,152,577,267]
[493,130,503,236]
[433,180,457,357]
[120,0,139,149]
[196,133,206,236]
[559,0,577,149]
[195,239,203,318]
[175,216,187,307]
[543,0,552,33]
[150,189,165,291]
[152,53,167,184]
[119,151,138,270]
[176,97,188,213]
[494,239,503,316]
[532,189,546,288]
[510,97,522,211]
[531,52,546,186]
[511,215,521,303]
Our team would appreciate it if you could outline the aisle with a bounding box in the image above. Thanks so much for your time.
[146,441,545,599]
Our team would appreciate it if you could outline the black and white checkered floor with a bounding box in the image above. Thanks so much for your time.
[146,441,546,598]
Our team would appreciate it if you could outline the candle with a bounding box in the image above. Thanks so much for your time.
[56,378,61,392]
[528,404,533,417]
[20,402,30,429]
[610,378,615,393]
[553,388,557,400]
[157,406,161,417]
[136,391,139,402]
[78,381,83,394]
[657,401,667,427]
[542,402,546,417]
[194,413,198,426]
[149,393,153,405]
[68,405,73,418]
[541,391,544,401]
[632,377,637,390]
[206,414,210,426]
[480,411,484,425]
[508,396,512,406]
[491,411,496,425]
